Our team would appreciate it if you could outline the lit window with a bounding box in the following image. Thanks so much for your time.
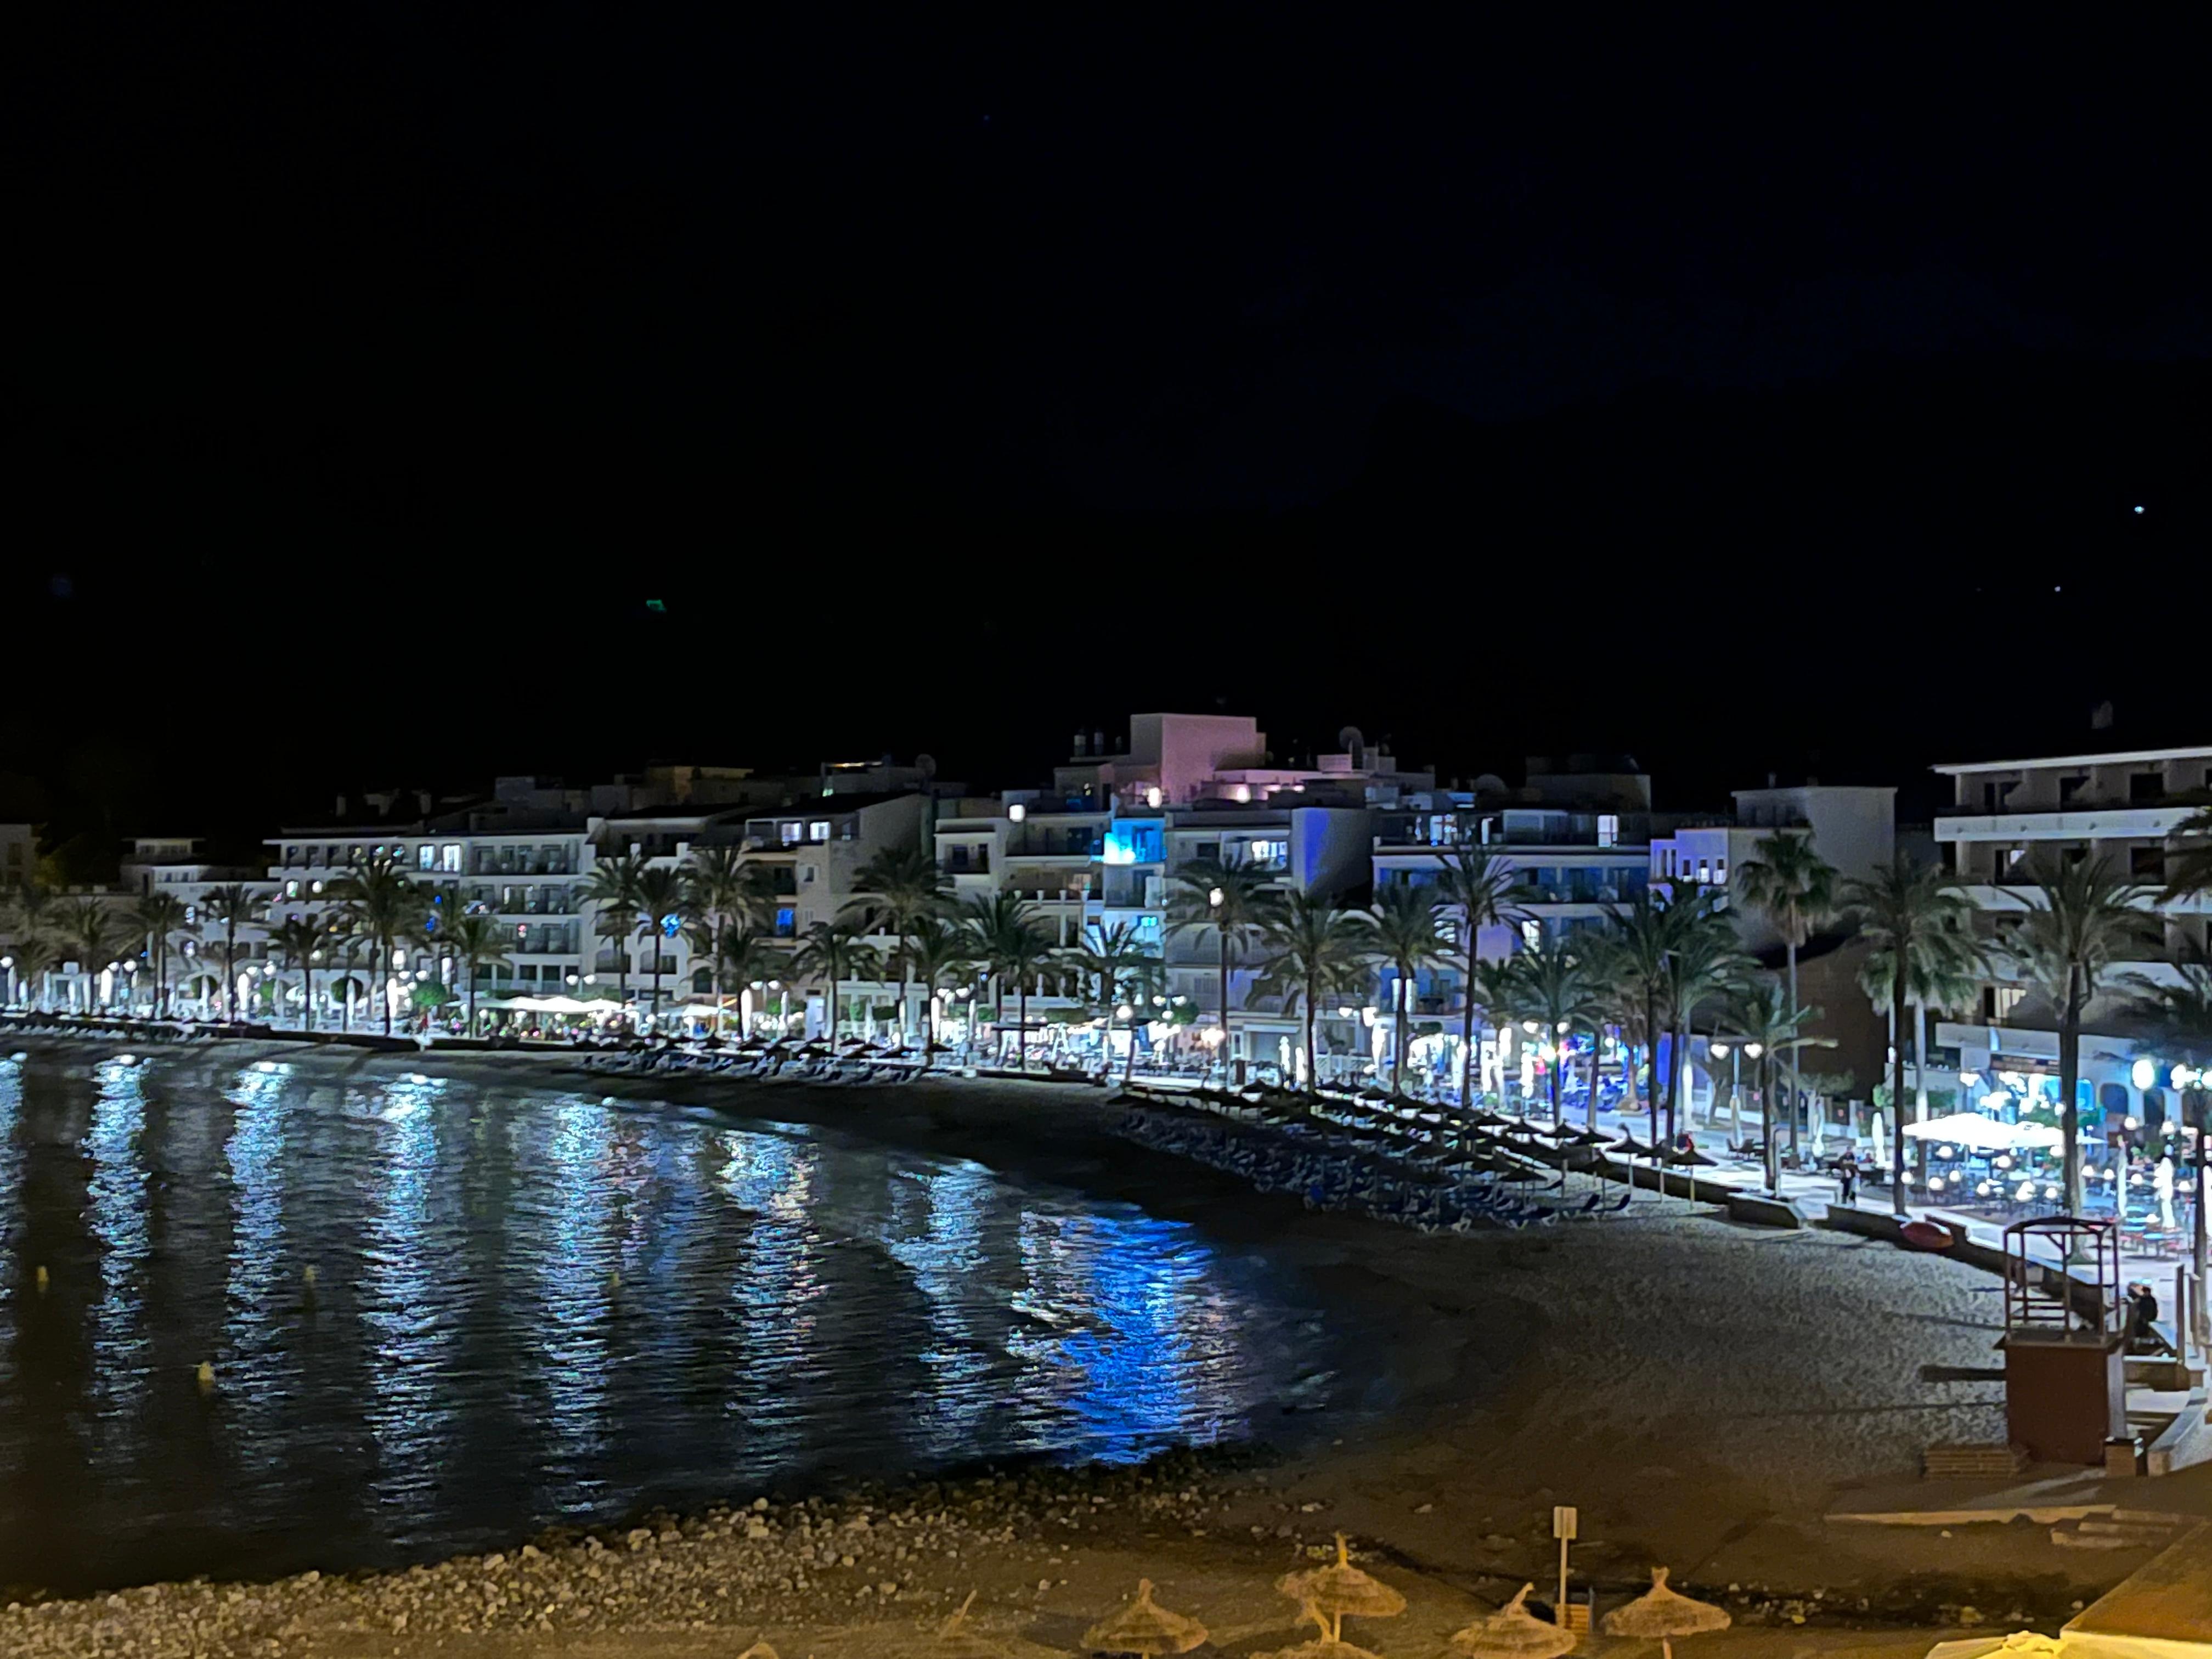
[441,844,462,872]
[779,821,803,847]
[1520,919,1542,946]
[1714,859,1727,883]
[1596,814,1619,848]
[807,821,830,843]
[416,845,435,870]
[1697,859,1711,883]
[285,881,301,899]
[1250,838,1288,865]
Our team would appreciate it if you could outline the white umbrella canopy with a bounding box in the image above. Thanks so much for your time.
[1902,1113,2061,1151]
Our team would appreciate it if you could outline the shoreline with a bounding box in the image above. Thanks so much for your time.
[3,1033,2202,1655]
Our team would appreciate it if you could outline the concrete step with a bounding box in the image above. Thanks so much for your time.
[2051,1529,2141,1550]
[2074,1520,2186,1544]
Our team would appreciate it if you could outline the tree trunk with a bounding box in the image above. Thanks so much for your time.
[381,936,394,1035]
[1587,1034,1603,1128]
[1216,932,1231,1083]
[1460,919,1480,1106]
[827,969,839,1047]
[1017,980,1029,1072]
[1550,1034,1564,1128]
[1762,1057,1780,1192]
[2061,970,2084,1217]
[1785,941,1802,1166]
[1644,986,1661,1150]
[1303,990,1316,1096]
[1888,967,1909,1215]
[1911,994,1929,1119]
[1124,1000,1139,1087]
[226,922,238,1022]
[1393,968,1412,1086]
[468,976,477,1037]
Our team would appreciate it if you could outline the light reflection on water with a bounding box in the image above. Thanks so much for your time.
[0,1051,1315,1594]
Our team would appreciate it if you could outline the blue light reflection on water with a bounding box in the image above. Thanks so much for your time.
[0,1054,1320,1593]
[86,1057,153,1472]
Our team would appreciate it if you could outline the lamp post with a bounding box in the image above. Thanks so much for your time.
[1743,1041,1774,1191]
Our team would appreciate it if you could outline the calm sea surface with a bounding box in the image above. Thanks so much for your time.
[0,1048,1326,1594]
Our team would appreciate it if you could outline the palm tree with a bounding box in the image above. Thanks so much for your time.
[1725,978,1836,1192]
[60,898,131,1014]
[265,917,325,1030]
[712,926,789,1034]
[1432,847,1532,1107]
[1486,933,1602,1127]
[1844,856,1984,1214]
[1256,894,1375,1094]
[2158,798,2212,905]
[1165,853,1282,1080]
[131,890,190,1019]
[2124,944,2212,1302]
[898,917,974,1056]
[2011,854,2157,1217]
[7,933,58,1011]
[1599,887,1677,1149]
[444,912,514,1035]
[579,849,648,1022]
[325,855,426,1035]
[630,864,692,1028]
[1734,831,1838,1164]
[842,844,954,1044]
[198,883,267,1024]
[1365,884,1457,1088]
[961,893,1056,1070]
[684,846,781,1037]
[790,917,883,1048]
[1657,896,1757,1140]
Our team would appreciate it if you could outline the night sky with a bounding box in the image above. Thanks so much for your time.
[9,12,2208,864]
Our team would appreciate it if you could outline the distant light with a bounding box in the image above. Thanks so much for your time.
[2133,505,2145,514]
[2130,1057,2156,1090]
[646,599,667,612]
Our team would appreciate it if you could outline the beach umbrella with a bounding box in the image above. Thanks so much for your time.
[1081,1578,1209,1655]
[1275,1534,1407,1645]
[1259,1607,1384,1658]
[933,1591,1021,1657]
[737,1644,780,1659]
[1610,1136,1655,1156]
[1449,1583,1578,1659]
[1601,1568,1730,1659]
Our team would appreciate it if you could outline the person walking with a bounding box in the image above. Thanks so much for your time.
[1835,1149,1860,1207]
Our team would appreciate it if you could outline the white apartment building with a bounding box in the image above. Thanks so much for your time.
[1932,744,2212,1138]
[1646,784,1897,951]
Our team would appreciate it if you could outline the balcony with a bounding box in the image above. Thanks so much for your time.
[1936,805,2198,844]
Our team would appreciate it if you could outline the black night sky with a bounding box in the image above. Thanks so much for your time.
[9,11,2208,864]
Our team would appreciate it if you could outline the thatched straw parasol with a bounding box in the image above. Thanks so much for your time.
[1274,1534,1406,1644]
[736,1644,779,1659]
[1258,1606,1384,1657]
[934,1591,1018,1658]
[1082,1578,1209,1655]
[1601,1567,1730,1659]
[1448,1583,1577,1658]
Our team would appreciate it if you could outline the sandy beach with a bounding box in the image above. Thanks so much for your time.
[4,1039,2206,1656]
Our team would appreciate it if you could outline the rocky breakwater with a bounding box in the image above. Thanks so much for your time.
[0,1455,1241,1657]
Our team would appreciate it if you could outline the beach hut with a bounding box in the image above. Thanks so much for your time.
[1081,1578,1209,1655]
[1601,1568,1730,1659]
